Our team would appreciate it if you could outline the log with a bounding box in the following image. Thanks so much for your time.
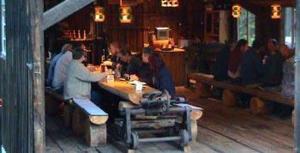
[222,89,236,107]
[191,120,198,143]
[191,110,203,121]
[72,108,85,136]
[250,97,269,115]
[293,109,295,127]
[84,119,107,147]
[64,103,73,128]
[196,83,211,97]
[89,116,108,125]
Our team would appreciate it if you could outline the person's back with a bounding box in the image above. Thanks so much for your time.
[262,52,284,87]
[212,45,230,81]
[155,66,176,97]
[240,49,263,85]
[52,51,72,90]
[127,56,142,75]
[64,49,107,100]
[47,52,63,86]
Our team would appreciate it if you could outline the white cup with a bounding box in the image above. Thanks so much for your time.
[135,83,143,92]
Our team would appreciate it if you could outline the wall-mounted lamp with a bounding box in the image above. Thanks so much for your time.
[161,0,179,7]
[94,6,105,22]
[271,4,281,19]
[120,6,133,23]
[232,4,241,18]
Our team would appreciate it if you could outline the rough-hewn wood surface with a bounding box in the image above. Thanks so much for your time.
[98,80,158,104]
[46,87,293,153]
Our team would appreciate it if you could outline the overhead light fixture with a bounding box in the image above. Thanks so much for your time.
[94,6,105,22]
[161,0,179,7]
[120,6,133,23]
[232,4,241,18]
[271,4,281,19]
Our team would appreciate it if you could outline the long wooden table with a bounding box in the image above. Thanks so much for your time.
[98,80,159,104]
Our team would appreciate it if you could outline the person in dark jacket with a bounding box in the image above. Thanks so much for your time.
[212,44,230,81]
[240,48,263,85]
[147,53,176,97]
[117,50,143,77]
[261,39,284,88]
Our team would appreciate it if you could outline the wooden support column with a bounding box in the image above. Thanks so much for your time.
[42,0,94,30]
[295,0,300,152]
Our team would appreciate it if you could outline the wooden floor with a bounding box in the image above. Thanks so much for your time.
[46,87,294,153]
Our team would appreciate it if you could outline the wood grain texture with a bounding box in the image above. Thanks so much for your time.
[42,0,94,30]
[98,80,158,104]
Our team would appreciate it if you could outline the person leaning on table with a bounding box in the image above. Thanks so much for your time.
[64,47,108,104]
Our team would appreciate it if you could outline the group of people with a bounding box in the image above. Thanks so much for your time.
[213,38,294,116]
[46,41,176,105]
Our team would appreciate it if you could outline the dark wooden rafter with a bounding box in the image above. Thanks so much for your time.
[42,0,95,30]
[235,0,295,7]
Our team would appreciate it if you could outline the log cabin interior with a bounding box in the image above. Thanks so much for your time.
[0,0,299,153]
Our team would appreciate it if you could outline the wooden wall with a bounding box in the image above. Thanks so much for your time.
[0,0,44,153]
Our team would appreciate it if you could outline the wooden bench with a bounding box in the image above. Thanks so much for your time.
[45,87,64,115]
[71,98,108,147]
[188,73,294,115]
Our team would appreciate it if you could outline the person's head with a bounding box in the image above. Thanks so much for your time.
[72,47,86,63]
[109,42,121,56]
[148,53,165,73]
[267,38,278,53]
[118,50,131,63]
[235,39,248,53]
[61,43,73,53]
[142,47,154,63]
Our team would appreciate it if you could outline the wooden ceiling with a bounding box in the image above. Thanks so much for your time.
[235,0,295,7]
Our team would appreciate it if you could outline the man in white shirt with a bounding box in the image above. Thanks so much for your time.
[52,44,73,93]
[64,48,107,102]
[47,44,72,87]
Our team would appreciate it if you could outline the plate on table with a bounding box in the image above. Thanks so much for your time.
[129,80,146,85]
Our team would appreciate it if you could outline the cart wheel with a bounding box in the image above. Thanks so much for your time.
[130,132,139,149]
[180,129,189,147]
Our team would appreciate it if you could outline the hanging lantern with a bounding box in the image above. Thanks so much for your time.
[94,6,105,22]
[120,6,133,23]
[232,4,241,18]
[161,0,179,7]
[271,4,281,19]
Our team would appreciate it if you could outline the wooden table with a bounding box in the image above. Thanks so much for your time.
[98,80,159,104]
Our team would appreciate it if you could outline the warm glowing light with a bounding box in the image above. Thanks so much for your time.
[120,6,133,23]
[232,4,241,18]
[271,4,281,19]
[161,0,179,7]
[94,6,105,22]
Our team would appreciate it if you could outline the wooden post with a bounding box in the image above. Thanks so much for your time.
[295,0,300,152]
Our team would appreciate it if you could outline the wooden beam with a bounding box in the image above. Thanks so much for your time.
[42,0,95,30]
[294,0,300,151]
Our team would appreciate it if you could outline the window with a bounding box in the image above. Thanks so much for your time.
[237,7,255,45]
[283,7,296,48]
[0,0,5,59]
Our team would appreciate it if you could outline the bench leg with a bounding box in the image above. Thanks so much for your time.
[191,120,198,143]
[292,109,295,127]
[84,120,107,147]
[196,83,211,97]
[250,97,268,115]
[64,103,73,128]
[222,89,236,107]
[72,108,85,136]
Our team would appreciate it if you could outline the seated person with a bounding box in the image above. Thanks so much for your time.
[212,44,230,81]
[144,52,176,97]
[261,39,284,89]
[227,39,248,81]
[240,46,263,85]
[117,50,143,77]
[52,44,73,93]
[107,41,122,68]
[47,44,72,86]
[64,48,107,103]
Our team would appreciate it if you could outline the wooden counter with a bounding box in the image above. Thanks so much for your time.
[98,80,159,104]
[155,48,186,86]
